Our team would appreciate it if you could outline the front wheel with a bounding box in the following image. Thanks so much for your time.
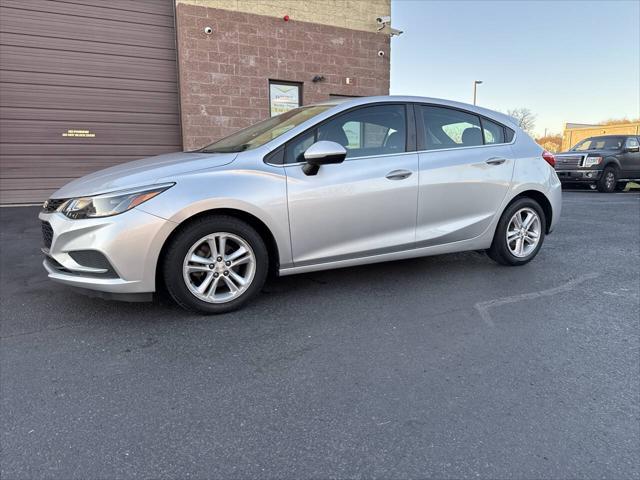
[487,198,546,266]
[597,166,617,193]
[162,215,268,314]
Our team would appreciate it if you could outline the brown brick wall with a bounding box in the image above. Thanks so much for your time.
[176,3,390,150]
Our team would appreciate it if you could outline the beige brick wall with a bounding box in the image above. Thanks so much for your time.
[176,0,391,33]
[562,122,640,150]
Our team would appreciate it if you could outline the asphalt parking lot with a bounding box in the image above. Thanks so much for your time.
[1,190,639,479]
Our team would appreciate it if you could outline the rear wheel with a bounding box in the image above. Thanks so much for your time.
[597,166,617,193]
[487,198,546,266]
[162,215,268,314]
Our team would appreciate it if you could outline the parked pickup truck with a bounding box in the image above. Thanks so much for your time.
[554,135,640,192]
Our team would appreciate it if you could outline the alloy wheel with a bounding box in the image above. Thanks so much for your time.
[605,171,616,190]
[506,207,541,258]
[182,232,256,303]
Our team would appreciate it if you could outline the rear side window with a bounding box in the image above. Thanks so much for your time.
[419,106,483,150]
[481,118,505,144]
[625,137,639,149]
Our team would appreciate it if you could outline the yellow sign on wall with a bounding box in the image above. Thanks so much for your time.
[62,129,96,138]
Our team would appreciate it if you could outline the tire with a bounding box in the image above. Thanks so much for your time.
[597,166,618,193]
[162,215,268,314]
[487,197,546,266]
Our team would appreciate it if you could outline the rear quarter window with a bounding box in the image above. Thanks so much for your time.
[505,127,515,142]
[481,118,505,144]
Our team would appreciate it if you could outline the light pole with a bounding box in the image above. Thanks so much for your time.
[473,80,483,105]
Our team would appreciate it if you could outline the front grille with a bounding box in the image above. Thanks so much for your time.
[554,155,583,168]
[41,221,53,249]
[42,198,68,213]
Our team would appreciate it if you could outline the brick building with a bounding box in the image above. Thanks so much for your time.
[0,0,392,204]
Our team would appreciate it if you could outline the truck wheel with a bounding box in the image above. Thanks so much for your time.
[487,197,546,266]
[162,215,268,314]
[597,166,617,193]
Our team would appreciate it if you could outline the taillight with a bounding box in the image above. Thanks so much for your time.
[542,150,556,167]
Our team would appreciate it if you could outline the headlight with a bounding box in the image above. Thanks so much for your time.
[583,156,602,167]
[59,183,174,219]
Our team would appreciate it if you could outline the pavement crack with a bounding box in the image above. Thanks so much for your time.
[474,272,600,327]
[0,322,85,340]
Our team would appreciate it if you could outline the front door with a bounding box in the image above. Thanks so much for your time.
[285,104,419,266]
[415,105,514,246]
[620,137,640,177]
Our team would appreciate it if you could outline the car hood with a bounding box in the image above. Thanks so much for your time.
[51,151,237,198]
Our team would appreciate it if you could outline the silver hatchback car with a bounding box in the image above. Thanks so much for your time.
[39,96,562,313]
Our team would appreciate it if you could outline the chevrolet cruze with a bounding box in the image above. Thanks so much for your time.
[39,96,562,313]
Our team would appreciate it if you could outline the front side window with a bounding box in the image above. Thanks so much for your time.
[316,104,407,159]
[285,131,315,164]
[201,105,331,153]
[572,137,624,151]
[420,106,483,150]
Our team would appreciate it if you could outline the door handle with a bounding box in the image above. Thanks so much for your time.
[486,157,507,165]
[385,169,412,180]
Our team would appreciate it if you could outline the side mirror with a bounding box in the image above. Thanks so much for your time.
[302,141,347,176]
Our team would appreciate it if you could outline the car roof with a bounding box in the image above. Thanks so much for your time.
[312,95,519,130]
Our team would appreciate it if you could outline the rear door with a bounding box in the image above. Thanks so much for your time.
[415,105,514,246]
[285,103,419,266]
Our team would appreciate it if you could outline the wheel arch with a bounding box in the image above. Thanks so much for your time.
[155,208,281,290]
[506,190,553,234]
[603,157,622,171]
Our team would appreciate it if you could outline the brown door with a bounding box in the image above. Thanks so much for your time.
[0,0,182,204]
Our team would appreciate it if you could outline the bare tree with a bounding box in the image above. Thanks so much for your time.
[507,108,536,134]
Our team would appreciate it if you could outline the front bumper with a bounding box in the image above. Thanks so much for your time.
[38,209,175,293]
[555,169,602,183]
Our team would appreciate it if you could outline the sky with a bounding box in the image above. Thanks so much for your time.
[390,0,640,137]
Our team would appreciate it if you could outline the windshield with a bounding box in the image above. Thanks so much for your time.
[571,137,624,151]
[200,105,332,153]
